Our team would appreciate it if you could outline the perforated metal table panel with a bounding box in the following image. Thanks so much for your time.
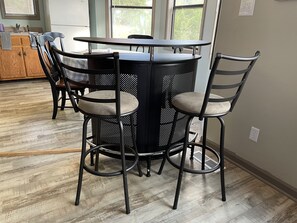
[74,38,210,176]
[88,52,201,158]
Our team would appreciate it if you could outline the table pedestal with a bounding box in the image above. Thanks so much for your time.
[89,53,200,175]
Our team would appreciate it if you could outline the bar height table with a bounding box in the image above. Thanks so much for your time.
[74,37,210,60]
[74,37,211,176]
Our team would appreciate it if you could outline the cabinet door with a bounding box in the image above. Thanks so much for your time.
[23,46,44,78]
[0,46,26,80]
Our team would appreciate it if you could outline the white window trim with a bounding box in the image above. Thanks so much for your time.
[105,0,111,38]
[105,0,156,38]
[151,0,156,36]
[165,0,174,40]
[165,0,207,41]
[163,0,207,55]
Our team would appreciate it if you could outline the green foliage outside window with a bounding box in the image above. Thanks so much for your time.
[111,0,204,40]
[173,7,203,40]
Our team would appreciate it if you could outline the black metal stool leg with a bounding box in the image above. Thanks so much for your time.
[75,90,79,102]
[95,149,100,172]
[157,155,166,175]
[130,115,142,177]
[90,117,100,167]
[75,116,91,205]
[119,120,130,214]
[90,149,94,166]
[158,111,178,175]
[146,156,151,177]
[173,116,193,209]
[189,144,195,160]
[51,89,59,119]
[61,90,66,110]
[94,119,101,172]
[201,118,208,170]
[218,117,226,201]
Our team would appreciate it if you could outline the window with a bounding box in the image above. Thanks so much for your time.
[110,0,153,38]
[170,0,205,40]
[0,0,40,20]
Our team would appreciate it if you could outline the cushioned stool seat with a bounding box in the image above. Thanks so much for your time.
[78,90,139,116]
[172,92,231,116]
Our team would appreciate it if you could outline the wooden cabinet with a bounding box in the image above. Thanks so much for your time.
[0,35,44,81]
[0,46,26,79]
[23,45,44,78]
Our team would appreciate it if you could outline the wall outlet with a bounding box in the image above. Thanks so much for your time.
[249,127,260,142]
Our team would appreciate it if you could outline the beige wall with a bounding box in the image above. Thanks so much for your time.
[211,0,297,189]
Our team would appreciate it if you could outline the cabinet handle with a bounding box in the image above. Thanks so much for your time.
[23,52,27,56]
[18,52,22,56]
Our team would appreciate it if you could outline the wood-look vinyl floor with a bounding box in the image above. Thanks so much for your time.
[0,79,296,223]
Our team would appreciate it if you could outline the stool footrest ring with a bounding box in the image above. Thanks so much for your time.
[166,142,221,174]
[83,143,139,177]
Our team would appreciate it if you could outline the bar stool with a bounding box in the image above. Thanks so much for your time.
[127,34,153,52]
[158,51,260,209]
[35,34,86,119]
[44,32,83,112]
[51,47,142,214]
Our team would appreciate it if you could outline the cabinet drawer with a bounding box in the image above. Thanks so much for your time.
[0,46,26,79]
[21,36,31,46]
[11,36,22,46]
[0,35,31,48]
[0,36,21,48]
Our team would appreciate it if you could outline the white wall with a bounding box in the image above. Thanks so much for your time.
[211,0,297,189]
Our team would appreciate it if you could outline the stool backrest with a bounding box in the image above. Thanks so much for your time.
[127,34,153,39]
[127,34,153,52]
[200,51,260,119]
[36,34,61,86]
[51,47,121,117]
[44,31,65,51]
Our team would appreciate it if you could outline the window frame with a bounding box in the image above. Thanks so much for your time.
[0,0,40,20]
[107,0,155,38]
[166,0,206,41]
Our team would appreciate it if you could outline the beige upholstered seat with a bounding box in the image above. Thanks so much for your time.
[172,92,231,116]
[78,90,138,116]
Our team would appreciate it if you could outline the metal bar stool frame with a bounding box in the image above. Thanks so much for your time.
[51,47,142,214]
[158,51,260,209]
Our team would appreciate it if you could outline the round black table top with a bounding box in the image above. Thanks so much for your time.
[74,37,211,48]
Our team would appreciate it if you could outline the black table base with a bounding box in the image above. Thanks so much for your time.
[90,53,200,176]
